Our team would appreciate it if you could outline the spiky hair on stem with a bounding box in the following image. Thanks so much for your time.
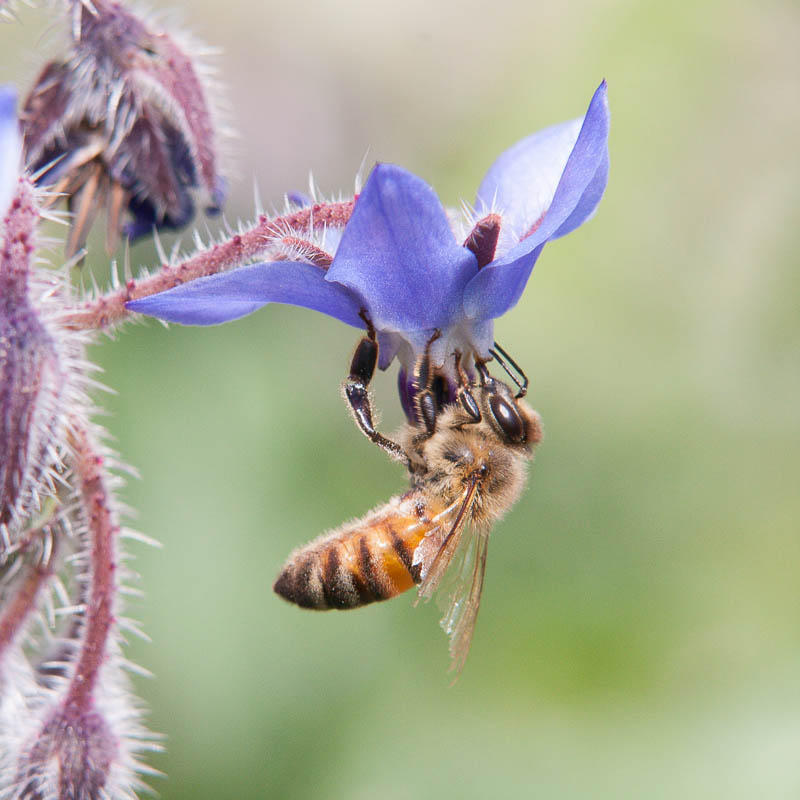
[0,423,163,800]
[0,158,160,797]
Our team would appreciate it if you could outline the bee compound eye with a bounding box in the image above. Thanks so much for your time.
[489,394,525,443]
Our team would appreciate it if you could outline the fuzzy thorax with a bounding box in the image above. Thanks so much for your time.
[401,387,543,529]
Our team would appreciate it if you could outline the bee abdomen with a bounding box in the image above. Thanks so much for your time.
[273,519,424,611]
[273,552,332,609]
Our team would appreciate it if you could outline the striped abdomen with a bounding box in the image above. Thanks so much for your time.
[273,493,440,610]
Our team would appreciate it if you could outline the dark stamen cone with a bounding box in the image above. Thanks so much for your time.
[464,213,501,269]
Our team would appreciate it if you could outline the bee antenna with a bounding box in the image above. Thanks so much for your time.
[488,342,529,398]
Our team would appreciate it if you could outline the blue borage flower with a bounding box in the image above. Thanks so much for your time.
[128,82,609,398]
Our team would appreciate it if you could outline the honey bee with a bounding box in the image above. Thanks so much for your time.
[273,327,542,674]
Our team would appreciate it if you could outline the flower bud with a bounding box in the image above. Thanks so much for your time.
[21,0,227,255]
[0,182,66,528]
[14,707,117,799]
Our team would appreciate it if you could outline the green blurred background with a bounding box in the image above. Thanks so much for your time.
[3,0,800,796]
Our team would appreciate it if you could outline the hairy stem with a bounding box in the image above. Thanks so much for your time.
[63,424,118,712]
[62,200,354,331]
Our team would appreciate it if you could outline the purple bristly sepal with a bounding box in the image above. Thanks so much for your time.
[20,1,226,254]
[0,179,67,527]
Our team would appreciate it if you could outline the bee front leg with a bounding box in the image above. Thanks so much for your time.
[454,351,481,424]
[410,329,447,444]
[413,350,438,439]
[343,319,410,467]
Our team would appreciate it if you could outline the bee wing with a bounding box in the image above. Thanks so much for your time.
[413,478,488,676]
[436,526,489,677]
[413,480,478,598]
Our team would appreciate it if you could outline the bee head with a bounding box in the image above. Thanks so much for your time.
[476,379,542,449]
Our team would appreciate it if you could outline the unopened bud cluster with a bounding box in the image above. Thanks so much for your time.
[22,0,226,256]
[0,173,156,798]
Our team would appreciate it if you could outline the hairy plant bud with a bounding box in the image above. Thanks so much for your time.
[0,181,66,530]
[14,707,117,800]
[21,0,227,255]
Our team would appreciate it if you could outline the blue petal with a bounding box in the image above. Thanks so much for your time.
[126,261,366,327]
[326,163,478,333]
[475,81,609,248]
[464,82,609,320]
[533,81,610,243]
[0,86,21,221]
[548,148,609,241]
[462,241,546,321]
[475,117,583,242]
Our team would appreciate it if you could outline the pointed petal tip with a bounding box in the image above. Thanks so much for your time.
[587,80,610,128]
[593,79,609,109]
[367,161,414,185]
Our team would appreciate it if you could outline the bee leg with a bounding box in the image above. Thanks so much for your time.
[454,351,481,424]
[488,341,529,398]
[343,316,410,466]
[476,360,495,388]
[412,330,443,441]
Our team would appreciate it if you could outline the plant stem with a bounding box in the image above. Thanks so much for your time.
[62,200,354,331]
[63,424,118,712]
